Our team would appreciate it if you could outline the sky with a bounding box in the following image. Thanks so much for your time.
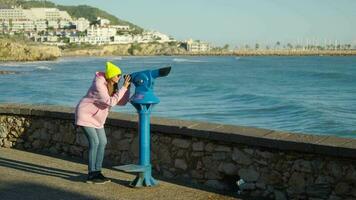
[51,0,356,47]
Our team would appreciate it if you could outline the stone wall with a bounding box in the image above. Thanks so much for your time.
[0,104,355,200]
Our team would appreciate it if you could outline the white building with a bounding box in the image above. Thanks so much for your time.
[87,25,116,37]
[97,17,110,26]
[111,25,130,31]
[186,39,211,52]
[73,17,90,32]
[111,35,134,44]
[0,7,72,32]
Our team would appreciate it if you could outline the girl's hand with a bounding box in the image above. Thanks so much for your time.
[123,75,131,89]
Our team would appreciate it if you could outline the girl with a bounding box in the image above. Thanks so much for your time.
[75,61,131,184]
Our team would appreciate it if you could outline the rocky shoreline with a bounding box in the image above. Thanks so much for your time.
[0,39,62,62]
[1,40,355,62]
[0,70,20,75]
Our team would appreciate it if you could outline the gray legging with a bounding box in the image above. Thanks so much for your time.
[81,126,107,173]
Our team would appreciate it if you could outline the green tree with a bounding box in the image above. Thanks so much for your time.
[287,43,293,49]
[255,43,259,50]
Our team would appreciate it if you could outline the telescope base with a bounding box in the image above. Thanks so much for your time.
[130,173,158,187]
[113,164,158,187]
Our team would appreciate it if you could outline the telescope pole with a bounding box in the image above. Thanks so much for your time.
[129,104,157,187]
[139,104,150,166]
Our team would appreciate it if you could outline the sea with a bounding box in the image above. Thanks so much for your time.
[0,56,355,138]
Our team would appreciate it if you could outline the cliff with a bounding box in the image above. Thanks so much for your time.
[0,39,62,61]
[62,42,187,57]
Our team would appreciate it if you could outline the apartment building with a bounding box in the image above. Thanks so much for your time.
[0,7,72,32]
[186,39,211,52]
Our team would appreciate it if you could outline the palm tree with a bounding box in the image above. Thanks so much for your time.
[255,43,259,50]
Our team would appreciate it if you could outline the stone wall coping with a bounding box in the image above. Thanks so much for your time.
[1,103,356,158]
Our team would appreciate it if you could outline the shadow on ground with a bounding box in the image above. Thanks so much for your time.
[0,182,96,200]
[0,149,254,199]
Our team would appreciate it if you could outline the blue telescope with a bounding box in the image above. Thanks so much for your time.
[114,66,171,187]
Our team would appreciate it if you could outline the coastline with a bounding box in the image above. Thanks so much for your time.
[0,39,62,62]
[1,40,356,63]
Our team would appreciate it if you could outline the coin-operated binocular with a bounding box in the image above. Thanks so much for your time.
[114,66,171,187]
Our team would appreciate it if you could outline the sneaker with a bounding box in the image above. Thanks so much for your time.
[96,172,111,183]
[86,171,106,184]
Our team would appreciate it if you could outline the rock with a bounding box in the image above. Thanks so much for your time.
[130,136,139,157]
[9,130,19,138]
[31,129,42,139]
[69,146,83,157]
[62,130,76,144]
[0,70,20,75]
[334,182,351,195]
[288,172,306,194]
[117,139,131,150]
[212,152,226,160]
[0,39,61,62]
[205,143,215,152]
[3,140,12,148]
[232,148,253,165]
[75,133,88,147]
[0,139,3,147]
[190,170,204,179]
[159,136,171,144]
[306,183,331,199]
[176,149,185,157]
[52,132,63,142]
[191,152,204,157]
[255,182,266,189]
[218,162,238,175]
[205,170,222,179]
[158,146,172,164]
[239,182,256,190]
[0,125,8,138]
[120,151,131,164]
[24,142,31,149]
[292,159,313,173]
[243,148,255,155]
[215,145,231,152]
[274,190,287,200]
[327,161,343,178]
[204,180,228,190]
[49,146,59,154]
[256,150,274,160]
[196,161,203,170]
[112,130,123,140]
[40,130,50,141]
[172,138,190,149]
[192,142,204,151]
[328,195,342,200]
[238,168,259,182]
[315,175,334,184]
[32,140,42,149]
[174,159,188,170]
[163,169,174,178]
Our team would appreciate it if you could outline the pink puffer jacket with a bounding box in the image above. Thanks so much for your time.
[75,72,130,128]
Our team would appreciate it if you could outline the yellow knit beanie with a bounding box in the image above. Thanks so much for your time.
[105,61,122,79]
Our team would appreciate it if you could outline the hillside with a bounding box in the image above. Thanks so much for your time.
[0,0,143,32]
[0,37,61,61]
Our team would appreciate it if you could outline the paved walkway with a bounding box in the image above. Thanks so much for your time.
[0,148,240,200]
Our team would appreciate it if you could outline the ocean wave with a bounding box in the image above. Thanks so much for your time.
[172,58,204,63]
[35,66,52,70]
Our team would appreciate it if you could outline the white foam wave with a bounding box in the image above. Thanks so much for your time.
[172,58,204,63]
[36,66,52,70]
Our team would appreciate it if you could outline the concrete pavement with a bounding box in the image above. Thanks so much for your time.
[0,148,240,200]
